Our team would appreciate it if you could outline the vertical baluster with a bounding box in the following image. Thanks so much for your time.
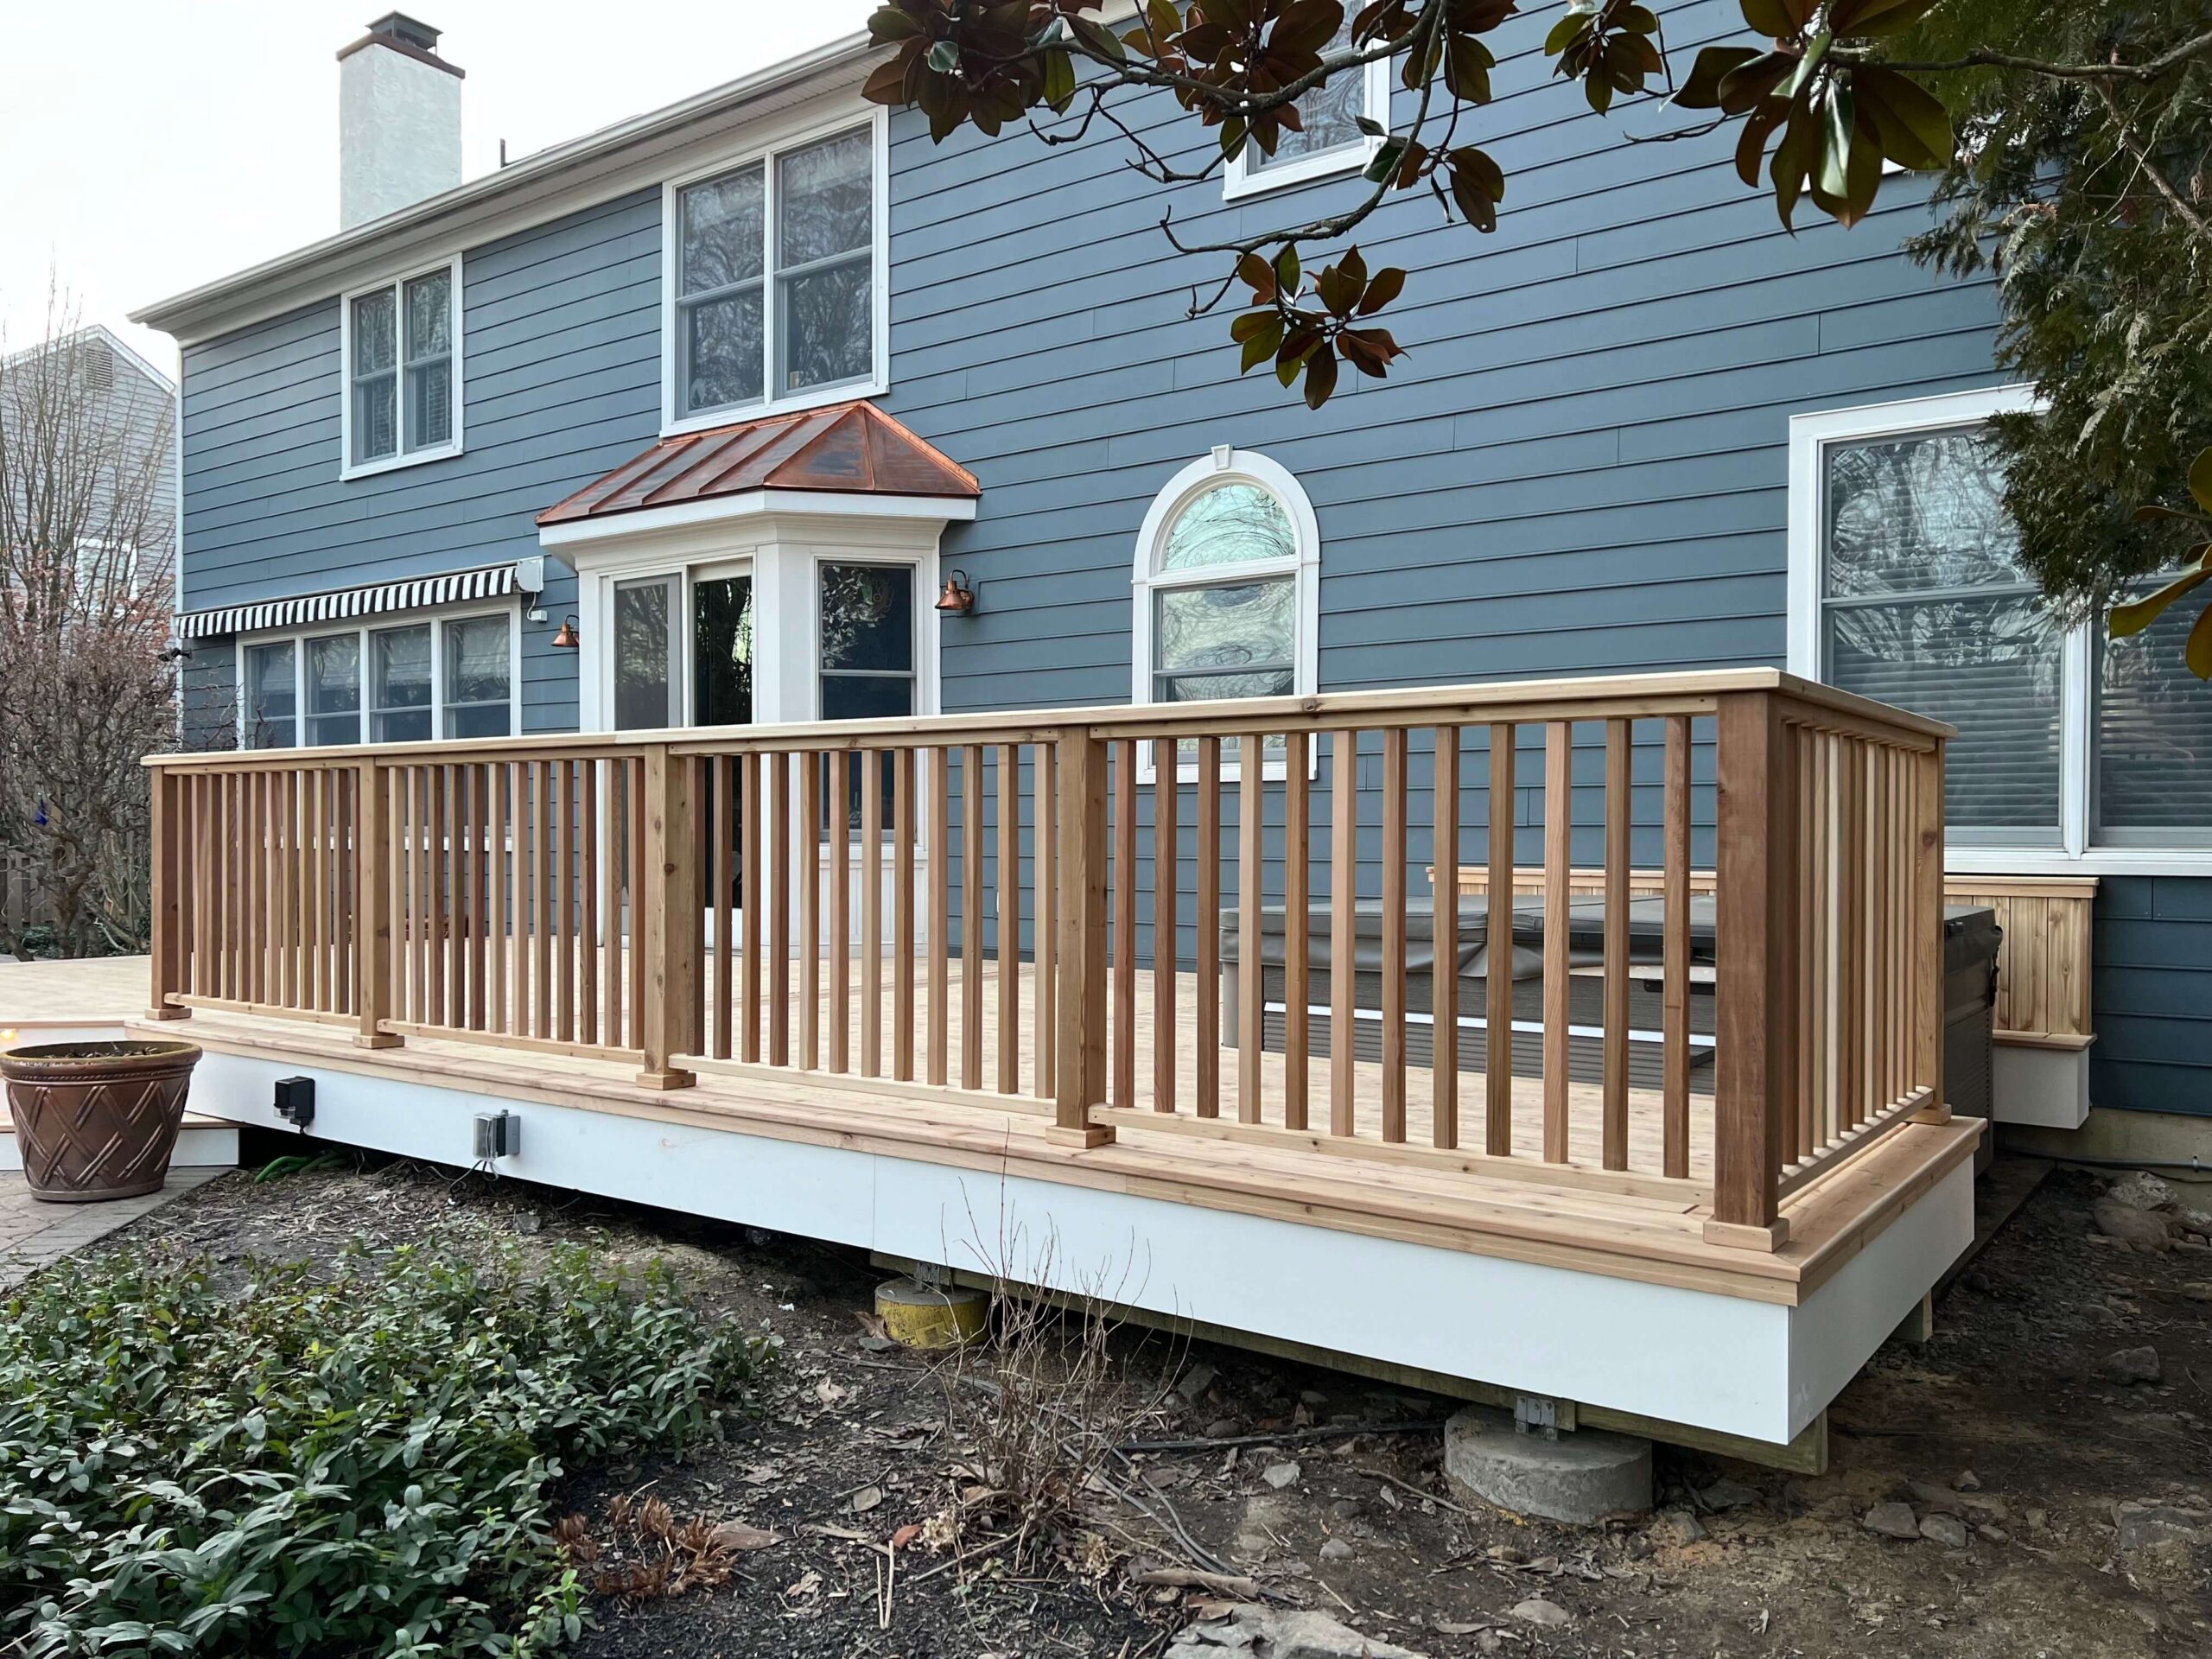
[389,767,410,1025]
[580,760,600,1046]
[803,752,823,1070]
[1663,715,1693,1179]
[1710,690,1790,1247]
[1193,734,1222,1119]
[1601,719,1631,1170]
[995,743,1018,1094]
[490,763,510,1036]
[961,745,983,1090]
[1329,729,1357,1138]
[356,761,397,1047]
[1380,728,1408,1144]
[1810,733,1832,1150]
[1051,727,1113,1147]
[1839,740,1865,1131]
[1282,732,1311,1132]
[770,752,792,1067]
[1431,727,1461,1150]
[1542,724,1573,1162]
[560,760,580,1041]
[468,767,488,1030]
[712,754,734,1060]
[409,768,430,1023]
[1911,737,1948,1120]
[1872,744,1890,1110]
[830,749,852,1075]
[741,752,763,1063]
[1153,740,1179,1114]
[893,747,915,1081]
[928,747,950,1085]
[1112,740,1136,1110]
[530,760,552,1039]
[1034,741,1057,1102]
[635,743,697,1090]
[1237,732,1265,1126]
[1484,723,1514,1157]
[863,747,883,1078]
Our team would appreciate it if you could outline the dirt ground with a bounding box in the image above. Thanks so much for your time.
[103,1143,2212,1659]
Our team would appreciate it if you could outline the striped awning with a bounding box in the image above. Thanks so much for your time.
[175,563,524,640]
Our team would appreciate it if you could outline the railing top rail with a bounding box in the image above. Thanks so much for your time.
[143,668,1954,770]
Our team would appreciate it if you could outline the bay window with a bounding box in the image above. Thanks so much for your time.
[665,116,886,429]
[1790,387,2212,870]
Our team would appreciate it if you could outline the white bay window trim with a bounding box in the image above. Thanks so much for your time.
[1788,385,2212,878]
[1133,448,1321,784]
[234,601,520,749]
[659,105,892,437]
[338,254,465,480]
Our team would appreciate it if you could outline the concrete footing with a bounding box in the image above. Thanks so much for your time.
[1442,1405,1653,1524]
[874,1277,988,1349]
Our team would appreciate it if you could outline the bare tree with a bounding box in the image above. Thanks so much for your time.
[0,283,178,959]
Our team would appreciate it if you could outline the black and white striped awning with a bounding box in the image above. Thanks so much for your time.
[175,563,527,640]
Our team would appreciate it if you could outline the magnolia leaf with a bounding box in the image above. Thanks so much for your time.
[1736,97,1790,188]
[1717,51,1795,117]
[2191,446,2212,514]
[1236,252,1278,302]
[1274,245,1302,293]
[1357,266,1408,315]
[1819,83,1855,201]
[1853,67,1952,171]
[1239,315,1286,373]
[2109,563,2212,638]
[1673,45,1759,110]
[2190,594,2212,679]
[2133,504,2206,526]
[1742,0,1817,36]
[1363,136,1408,182]
[868,6,925,43]
[1785,30,1833,100]
[1302,344,1340,410]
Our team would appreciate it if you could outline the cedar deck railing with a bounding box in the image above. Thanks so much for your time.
[143,669,1952,1249]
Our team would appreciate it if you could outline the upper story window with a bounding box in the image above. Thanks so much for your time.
[240,609,513,749]
[666,115,887,432]
[1224,22,1391,200]
[1790,386,2212,874]
[343,258,462,478]
[1133,449,1320,778]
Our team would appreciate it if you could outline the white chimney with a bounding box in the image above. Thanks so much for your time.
[338,14,463,230]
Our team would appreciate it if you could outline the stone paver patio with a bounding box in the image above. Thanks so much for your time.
[0,1167,229,1289]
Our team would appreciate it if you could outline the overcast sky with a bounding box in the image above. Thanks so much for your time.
[0,2,876,375]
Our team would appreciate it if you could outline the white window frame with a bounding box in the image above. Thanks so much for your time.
[1223,40,1392,200]
[1133,448,1321,784]
[338,254,465,480]
[1788,385,2212,877]
[660,105,892,437]
[233,601,521,749]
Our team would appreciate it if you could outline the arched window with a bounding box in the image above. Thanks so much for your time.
[1133,448,1319,777]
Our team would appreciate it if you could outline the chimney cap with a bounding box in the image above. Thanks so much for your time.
[338,12,464,78]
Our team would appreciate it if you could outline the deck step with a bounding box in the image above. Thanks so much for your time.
[0,1111,239,1174]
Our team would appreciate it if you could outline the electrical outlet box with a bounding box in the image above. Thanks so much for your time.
[273,1076,315,1128]
[473,1110,518,1160]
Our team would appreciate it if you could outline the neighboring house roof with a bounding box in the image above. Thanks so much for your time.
[129,30,881,346]
[537,401,981,529]
[3,323,175,397]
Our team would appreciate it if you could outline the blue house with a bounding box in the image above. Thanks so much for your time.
[124,7,2208,1466]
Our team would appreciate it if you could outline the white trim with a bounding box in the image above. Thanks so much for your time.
[338,254,465,480]
[1132,448,1322,784]
[538,486,975,550]
[659,105,891,437]
[1223,45,1392,201]
[232,599,521,749]
[1785,385,2209,871]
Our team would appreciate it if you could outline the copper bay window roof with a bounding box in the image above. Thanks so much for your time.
[537,400,978,527]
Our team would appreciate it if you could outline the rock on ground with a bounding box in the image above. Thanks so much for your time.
[1920,1513,1970,1548]
[2092,1197,2173,1252]
[2113,1501,2209,1552]
[1864,1502,1921,1541]
[2098,1345,2163,1386]
[1169,1606,1430,1659]
[2104,1173,2174,1211]
[1510,1599,1573,1627]
[1262,1461,1302,1491]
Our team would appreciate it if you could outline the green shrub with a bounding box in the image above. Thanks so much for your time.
[0,1237,774,1656]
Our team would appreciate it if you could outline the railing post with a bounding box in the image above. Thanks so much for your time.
[145,764,190,1020]
[1051,726,1113,1147]
[354,758,402,1049]
[637,743,698,1090]
[1910,737,1949,1123]
[1709,690,1795,1250]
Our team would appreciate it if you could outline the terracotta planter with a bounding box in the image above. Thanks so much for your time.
[2,1040,202,1203]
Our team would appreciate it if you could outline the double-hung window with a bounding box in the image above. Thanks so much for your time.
[1791,387,2212,871]
[666,117,886,429]
[345,259,461,475]
[1224,20,1391,199]
[237,611,513,748]
[820,562,915,827]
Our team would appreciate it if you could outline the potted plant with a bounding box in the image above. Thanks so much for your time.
[1,1039,201,1202]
